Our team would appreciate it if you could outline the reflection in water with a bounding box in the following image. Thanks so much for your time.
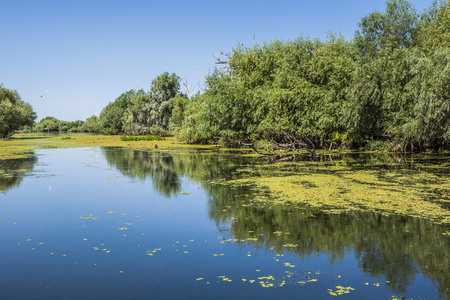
[0,154,37,193]
[101,147,250,197]
[212,202,450,298]
[100,147,450,299]
[102,148,180,196]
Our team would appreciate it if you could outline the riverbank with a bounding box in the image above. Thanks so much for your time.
[0,133,220,160]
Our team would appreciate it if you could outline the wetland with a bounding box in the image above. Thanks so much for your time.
[1,134,450,299]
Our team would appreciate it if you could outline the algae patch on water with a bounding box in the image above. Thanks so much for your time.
[228,156,450,224]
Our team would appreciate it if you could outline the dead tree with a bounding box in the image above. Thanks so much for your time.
[239,131,317,157]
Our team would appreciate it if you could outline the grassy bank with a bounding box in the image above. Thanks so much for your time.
[0,133,221,160]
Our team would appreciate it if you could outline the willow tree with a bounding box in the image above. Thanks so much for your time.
[0,84,36,138]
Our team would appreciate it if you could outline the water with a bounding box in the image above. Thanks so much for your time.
[0,147,449,299]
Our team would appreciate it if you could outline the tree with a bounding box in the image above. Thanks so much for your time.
[150,72,180,100]
[35,116,60,132]
[99,90,135,134]
[0,84,36,138]
[122,73,182,135]
[177,35,355,148]
[83,115,100,133]
[354,0,419,58]
[417,0,450,50]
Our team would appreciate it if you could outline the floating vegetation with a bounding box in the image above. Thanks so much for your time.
[328,286,355,296]
[80,214,99,220]
[147,248,162,256]
[228,158,450,224]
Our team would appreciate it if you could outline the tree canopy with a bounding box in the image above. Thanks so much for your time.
[22,0,450,152]
[170,0,450,151]
[0,84,36,138]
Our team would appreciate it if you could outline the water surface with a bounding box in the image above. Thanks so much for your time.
[0,147,449,299]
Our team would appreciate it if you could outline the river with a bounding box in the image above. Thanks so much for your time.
[0,146,449,299]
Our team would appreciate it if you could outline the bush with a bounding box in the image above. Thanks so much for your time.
[120,135,165,141]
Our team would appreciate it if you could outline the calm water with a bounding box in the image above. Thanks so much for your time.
[0,147,449,299]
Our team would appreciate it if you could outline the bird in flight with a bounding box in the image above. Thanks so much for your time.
[40,89,51,99]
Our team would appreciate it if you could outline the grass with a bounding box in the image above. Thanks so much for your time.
[0,133,233,160]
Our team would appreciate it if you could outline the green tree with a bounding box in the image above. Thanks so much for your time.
[170,94,190,132]
[71,120,85,132]
[150,72,180,100]
[354,0,419,58]
[178,35,355,147]
[0,84,36,138]
[83,115,100,133]
[123,73,182,135]
[99,90,135,134]
[418,0,450,50]
[35,116,60,132]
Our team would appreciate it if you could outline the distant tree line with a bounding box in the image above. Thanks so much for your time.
[2,0,449,151]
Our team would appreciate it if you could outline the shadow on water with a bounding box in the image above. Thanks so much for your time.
[0,154,37,193]
[100,147,450,299]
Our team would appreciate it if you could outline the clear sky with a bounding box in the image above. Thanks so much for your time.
[0,0,432,121]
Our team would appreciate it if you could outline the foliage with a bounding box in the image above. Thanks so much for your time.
[0,84,36,138]
[171,0,450,151]
[35,116,61,132]
[34,117,88,133]
[98,90,134,134]
[174,35,356,146]
[123,72,185,135]
[418,0,450,51]
[83,115,100,133]
[354,0,419,58]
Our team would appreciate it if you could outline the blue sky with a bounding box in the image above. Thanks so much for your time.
[0,0,431,121]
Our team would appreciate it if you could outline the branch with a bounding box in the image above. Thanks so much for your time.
[239,141,276,155]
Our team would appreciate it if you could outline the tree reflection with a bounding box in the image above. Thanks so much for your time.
[0,155,37,193]
[101,147,250,197]
[100,147,450,298]
[102,148,180,196]
[209,195,450,298]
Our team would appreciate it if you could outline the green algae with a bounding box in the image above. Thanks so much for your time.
[226,155,450,224]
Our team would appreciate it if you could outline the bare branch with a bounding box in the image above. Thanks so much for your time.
[218,48,232,59]
[182,80,192,96]
[197,81,206,92]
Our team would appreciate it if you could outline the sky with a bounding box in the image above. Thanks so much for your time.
[0,0,432,122]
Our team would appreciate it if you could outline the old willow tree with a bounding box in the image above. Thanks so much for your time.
[0,84,36,138]
[173,35,355,149]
